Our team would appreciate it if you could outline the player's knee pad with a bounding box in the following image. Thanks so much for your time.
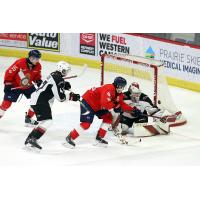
[101,113,112,124]
[80,122,91,130]
[38,119,53,130]
[0,100,12,111]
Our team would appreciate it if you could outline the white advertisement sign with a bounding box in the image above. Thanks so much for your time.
[141,38,200,83]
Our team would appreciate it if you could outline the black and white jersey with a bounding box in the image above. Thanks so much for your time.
[30,71,70,106]
[122,91,155,119]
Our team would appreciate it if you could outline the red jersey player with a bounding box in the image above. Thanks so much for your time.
[0,50,43,126]
[65,76,142,147]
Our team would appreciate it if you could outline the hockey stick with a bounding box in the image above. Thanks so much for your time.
[119,109,177,123]
[11,84,34,90]
[142,114,177,123]
[64,64,88,80]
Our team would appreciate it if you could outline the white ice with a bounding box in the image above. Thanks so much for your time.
[0,56,200,166]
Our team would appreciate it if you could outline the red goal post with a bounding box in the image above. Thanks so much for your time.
[100,53,187,127]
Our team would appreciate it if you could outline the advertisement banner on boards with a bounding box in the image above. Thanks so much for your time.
[79,33,140,57]
[141,37,200,83]
[0,33,27,48]
[80,33,96,55]
[28,33,60,52]
[97,33,133,56]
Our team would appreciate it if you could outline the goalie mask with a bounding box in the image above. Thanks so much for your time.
[129,82,141,102]
[57,61,71,77]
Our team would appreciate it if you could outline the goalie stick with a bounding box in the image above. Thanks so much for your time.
[111,110,176,131]
[64,64,88,80]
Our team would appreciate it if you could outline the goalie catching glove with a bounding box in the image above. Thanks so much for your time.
[69,92,80,101]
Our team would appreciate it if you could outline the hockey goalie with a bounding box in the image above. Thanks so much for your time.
[111,82,177,142]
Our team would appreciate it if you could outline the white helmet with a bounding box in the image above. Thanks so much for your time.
[57,61,71,77]
[129,82,141,100]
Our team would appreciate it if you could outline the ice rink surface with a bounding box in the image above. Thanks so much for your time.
[0,56,200,166]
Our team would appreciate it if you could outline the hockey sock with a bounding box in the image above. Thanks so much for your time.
[27,108,35,118]
[0,100,12,111]
[0,100,12,118]
[70,129,79,140]
[69,122,91,140]
[97,122,110,138]
[97,128,107,138]
[29,127,46,140]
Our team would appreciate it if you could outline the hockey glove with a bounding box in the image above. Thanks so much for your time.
[35,79,43,87]
[4,85,12,93]
[114,107,122,113]
[64,81,71,90]
[69,92,80,101]
[131,107,142,118]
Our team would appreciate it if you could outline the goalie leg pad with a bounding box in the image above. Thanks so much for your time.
[143,123,170,135]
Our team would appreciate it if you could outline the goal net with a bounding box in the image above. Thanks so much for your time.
[100,54,186,127]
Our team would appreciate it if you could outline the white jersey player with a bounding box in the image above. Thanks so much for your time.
[24,61,80,149]
[112,82,171,137]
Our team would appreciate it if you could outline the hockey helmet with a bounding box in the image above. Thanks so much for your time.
[28,50,41,59]
[57,61,71,77]
[113,76,127,93]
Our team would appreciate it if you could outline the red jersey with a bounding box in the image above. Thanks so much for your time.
[82,84,133,112]
[4,58,42,90]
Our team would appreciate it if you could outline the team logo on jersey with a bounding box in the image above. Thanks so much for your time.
[20,74,30,87]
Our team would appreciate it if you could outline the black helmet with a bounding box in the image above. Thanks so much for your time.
[28,50,41,59]
[113,76,127,88]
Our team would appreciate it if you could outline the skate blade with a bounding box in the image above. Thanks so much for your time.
[93,142,108,148]
[62,142,75,149]
[23,145,41,153]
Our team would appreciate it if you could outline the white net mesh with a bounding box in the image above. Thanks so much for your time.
[101,54,186,126]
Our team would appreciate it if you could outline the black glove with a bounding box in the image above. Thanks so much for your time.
[64,81,71,90]
[69,92,80,101]
[131,107,142,118]
[114,107,122,113]
[4,85,12,93]
[35,80,43,87]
